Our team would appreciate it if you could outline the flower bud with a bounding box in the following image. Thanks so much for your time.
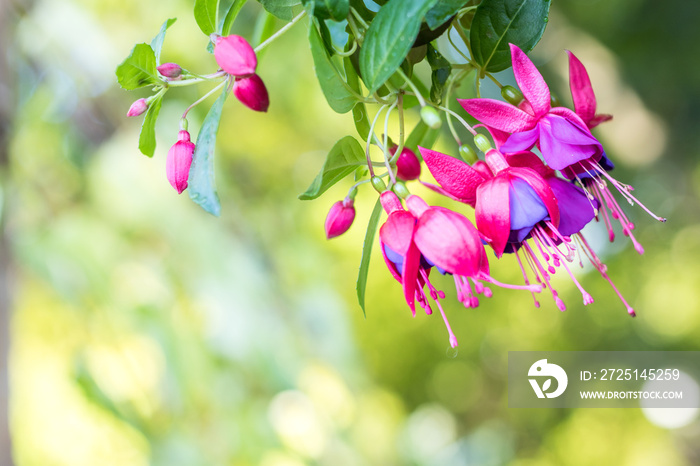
[213,35,257,77]
[473,134,492,153]
[233,74,269,112]
[390,145,421,181]
[157,62,183,78]
[127,98,148,117]
[459,144,478,164]
[166,130,195,194]
[325,198,356,239]
[501,85,524,106]
[371,176,387,193]
[420,106,442,129]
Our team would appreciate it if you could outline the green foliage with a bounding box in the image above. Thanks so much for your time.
[116,43,160,90]
[258,0,302,21]
[151,18,177,65]
[356,198,382,316]
[138,95,163,157]
[308,20,357,113]
[470,0,551,73]
[298,136,366,200]
[426,44,451,104]
[359,0,439,94]
[425,0,469,30]
[194,0,219,36]
[188,91,228,216]
[303,0,349,21]
[221,0,247,35]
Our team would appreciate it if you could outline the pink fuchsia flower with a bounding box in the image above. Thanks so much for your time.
[389,145,421,181]
[166,130,195,194]
[157,62,183,78]
[127,98,148,117]
[459,44,604,172]
[567,51,612,129]
[379,191,541,347]
[213,35,257,77]
[233,74,269,112]
[325,197,355,239]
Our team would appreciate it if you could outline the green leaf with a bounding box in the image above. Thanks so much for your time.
[426,44,451,104]
[298,136,365,200]
[138,95,163,157]
[188,91,228,216]
[221,0,247,35]
[258,0,302,21]
[150,18,177,65]
[425,0,468,30]
[356,198,382,316]
[359,0,439,94]
[115,43,160,90]
[194,0,219,36]
[303,0,349,21]
[308,20,357,114]
[405,120,440,153]
[470,0,551,73]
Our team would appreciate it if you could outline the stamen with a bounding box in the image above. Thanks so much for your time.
[515,249,540,308]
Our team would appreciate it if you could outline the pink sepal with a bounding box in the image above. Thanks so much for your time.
[419,146,486,207]
[475,177,511,258]
[458,98,536,133]
[233,74,269,112]
[510,44,551,118]
[214,35,257,76]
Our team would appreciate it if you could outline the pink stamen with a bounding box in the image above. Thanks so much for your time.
[515,249,540,308]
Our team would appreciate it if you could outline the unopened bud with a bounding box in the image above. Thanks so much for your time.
[393,181,410,199]
[550,93,561,107]
[390,145,421,181]
[157,62,183,78]
[325,198,356,239]
[213,35,257,77]
[459,144,478,164]
[371,176,387,193]
[473,134,492,153]
[233,74,269,112]
[127,98,148,117]
[501,85,524,106]
[166,130,195,194]
[420,106,442,129]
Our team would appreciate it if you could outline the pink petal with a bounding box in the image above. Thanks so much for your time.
[214,35,257,76]
[510,44,551,118]
[233,74,269,112]
[413,207,483,278]
[509,167,560,229]
[458,98,536,133]
[419,147,486,207]
[567,51,597,124]
[379,211,416,256]
[475,177,511,258]
[549,106,589,129]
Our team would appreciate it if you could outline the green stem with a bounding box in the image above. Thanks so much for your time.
[383,100,398,186]
[391,93,405,164]
[397,68,426,108]
[182,77,229,119]
[165,71,226,87]
[254,10,306,54]
[366,104,389,176]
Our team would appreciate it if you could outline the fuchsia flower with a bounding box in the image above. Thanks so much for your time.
[166,130,195,194]
[213,35,257,77]
[460,44,604,172]
[233,74,269,112]
[389,145,422,181]
[127,98,148,117]
[157,62,183,79]
[379,191,541,347]
[567,51,612,130]
[325,197,355,239]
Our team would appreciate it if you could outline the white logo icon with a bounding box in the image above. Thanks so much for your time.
[528,359,568,398]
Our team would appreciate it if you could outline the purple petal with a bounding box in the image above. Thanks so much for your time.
[501,127,539,153]
[547,177,598,236]
[508,178,550,237]
[458,98,536,133]
[509,167,560,229]
[538,116,603,171]
[510,44,551,118]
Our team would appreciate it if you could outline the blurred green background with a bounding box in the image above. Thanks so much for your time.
[1,0,699,464]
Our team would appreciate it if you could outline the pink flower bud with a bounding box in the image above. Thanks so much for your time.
[233,74,269,112]
[391,146,422,181]
[166,130,195,194]
[325,198,356,239]
[157,62,183,78]
[127,98,148,117]
[213,35,257,77]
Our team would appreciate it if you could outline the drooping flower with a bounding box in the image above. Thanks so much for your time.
[325,197,355,239]
[233,74,270,112]
[157,62,183,79]
[127,98,148,117]
[166,130,195,194]
[379,191,541,347]
[459,44,604,172]
[389,145,422,181]
[213,35,257,77]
